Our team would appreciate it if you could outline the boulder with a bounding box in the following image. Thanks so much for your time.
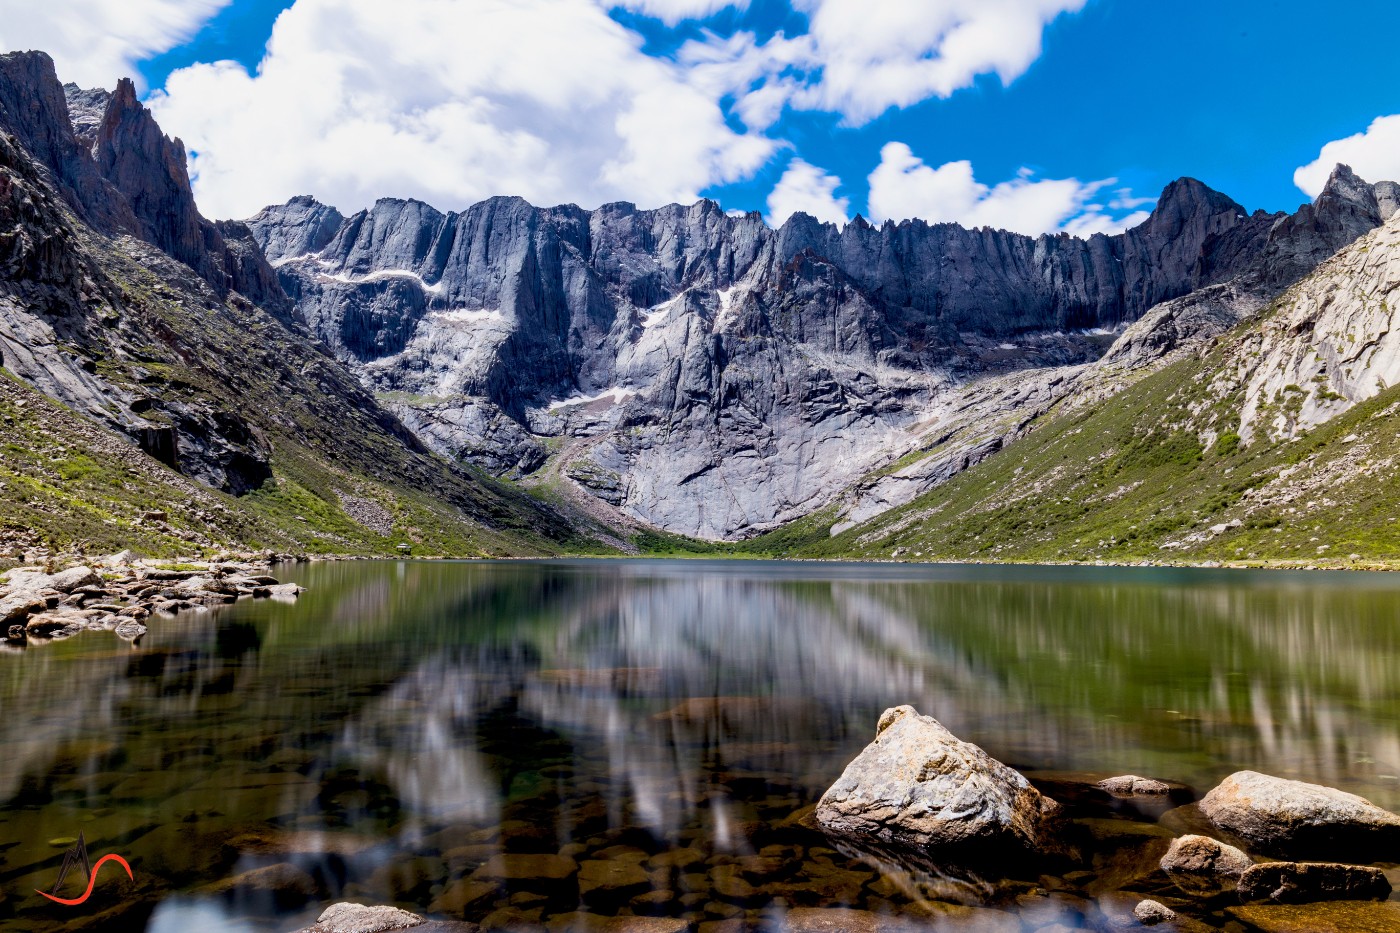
[0,592,45,624]
[1160,834,1252,895]
[1133,900,1176,926]
[297,903,424,932]
[46,566,102,593]
[1237,861,1392,904]
[815,706,1062,863]
[1200,771,1400,858]
[1096,775,1173,796]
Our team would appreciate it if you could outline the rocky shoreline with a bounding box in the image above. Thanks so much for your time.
[261,707,1400,933]
[0,551,304,646]
[811,706,1400,931]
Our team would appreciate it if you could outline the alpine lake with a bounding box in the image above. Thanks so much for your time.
[1,558,1398,932]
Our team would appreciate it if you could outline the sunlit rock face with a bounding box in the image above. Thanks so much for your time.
[247,179,1302,539]
[249,165,1397,539]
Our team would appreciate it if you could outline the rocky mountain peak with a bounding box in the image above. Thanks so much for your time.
[95,76,211,279]
[61,83,110,152]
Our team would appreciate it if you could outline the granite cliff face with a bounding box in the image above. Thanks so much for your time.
[250,164,1391,539]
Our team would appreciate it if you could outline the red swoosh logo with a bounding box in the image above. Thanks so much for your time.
[35,853,133,906]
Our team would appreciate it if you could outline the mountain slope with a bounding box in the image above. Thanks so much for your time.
[779,210,1400,567]
[0,51,599,559]
[249,165,1393,540]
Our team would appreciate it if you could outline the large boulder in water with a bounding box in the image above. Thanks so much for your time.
[815,705,1062,863]
[1200,770,1400,858]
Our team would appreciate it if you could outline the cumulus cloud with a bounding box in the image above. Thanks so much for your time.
[680,0,1087,128]
[0,0,227,90]
[613,0,747,25]
[766,158,848,226]
[867,142,1151,237]
[148,0,776,219]
[1295,114,1400,198]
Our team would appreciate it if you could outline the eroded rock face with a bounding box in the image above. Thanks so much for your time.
[1200,770,1400,858]
[1160,834,1253,895]
[246,160,1397,539]
[1237,861,1392,904]
[814,705,1062,863]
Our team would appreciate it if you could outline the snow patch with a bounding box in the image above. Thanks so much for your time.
[548,387,637,411]
[317,268,445,294]
[430,308,503,324]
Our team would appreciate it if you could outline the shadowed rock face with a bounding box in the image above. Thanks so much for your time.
[248,161,1394,539]
[0,53,290,317]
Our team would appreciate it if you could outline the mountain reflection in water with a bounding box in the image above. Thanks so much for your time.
[0,559,1396,931]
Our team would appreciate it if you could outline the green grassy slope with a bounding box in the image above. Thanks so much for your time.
[764,315,1400,568]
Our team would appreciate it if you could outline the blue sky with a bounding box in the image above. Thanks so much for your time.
[6,0,1400,232]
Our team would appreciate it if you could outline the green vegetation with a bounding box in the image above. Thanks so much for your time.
[750,329,1400,567]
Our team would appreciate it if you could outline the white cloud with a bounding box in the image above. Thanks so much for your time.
[148,0,776,219]
[867,142,1151,237]
[0,0,227,91]
[1295,114,1400,198]
[766,157,848,226]
[613,0,746,25]
[680,0,1087,128]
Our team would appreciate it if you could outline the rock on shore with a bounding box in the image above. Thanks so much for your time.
[0,553,303,645]
[815,705,1062,863]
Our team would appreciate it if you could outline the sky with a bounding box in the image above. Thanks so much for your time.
[2,0,1398,235]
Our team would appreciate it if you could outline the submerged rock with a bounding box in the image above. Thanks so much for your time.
[1227,901,1400,933]
[1133,899,1177,925]
[1236,861,1392,904]
[1200,770,1400,858]
[814,705,1063,863]
[1159,834,1252,896]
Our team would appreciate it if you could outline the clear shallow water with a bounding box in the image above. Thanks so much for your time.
[0,558,1398,931]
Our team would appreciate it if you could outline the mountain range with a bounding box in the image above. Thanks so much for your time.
[1,48,1398,566]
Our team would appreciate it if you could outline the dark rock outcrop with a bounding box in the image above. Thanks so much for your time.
[0,51,291,316]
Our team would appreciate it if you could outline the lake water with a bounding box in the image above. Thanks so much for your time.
[1,559,1398,931]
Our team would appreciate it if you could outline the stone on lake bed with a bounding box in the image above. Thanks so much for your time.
[470,853,577,882]
[815,705,1063,862]
[1159,833,1252,895]
[1227,901,1400,933]
[1200,770,1400,857]
[1236,861,1393,903]
[543,914,689,933]
[577,858,651,900]
[199,862,320,906]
